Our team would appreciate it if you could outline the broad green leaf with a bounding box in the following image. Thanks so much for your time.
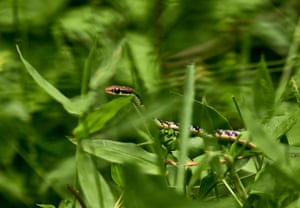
[194,100,232,132]
[77,149,115,208]
[253,56,275,119]
[242,107,286,162]
[81,139,160,175]
[16,45,87,115]
[264,112,298,139]
[73,96,133,138]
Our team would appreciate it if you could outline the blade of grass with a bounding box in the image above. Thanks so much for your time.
[16,45,70,105]
[176,64,195,193]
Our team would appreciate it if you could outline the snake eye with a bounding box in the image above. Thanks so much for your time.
[113,87,121,94]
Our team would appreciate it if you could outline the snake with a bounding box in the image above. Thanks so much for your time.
[104,85,257,150]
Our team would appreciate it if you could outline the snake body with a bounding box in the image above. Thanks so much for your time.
[104,85,256,149]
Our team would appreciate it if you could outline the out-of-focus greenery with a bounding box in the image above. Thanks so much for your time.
[1,0,300,207]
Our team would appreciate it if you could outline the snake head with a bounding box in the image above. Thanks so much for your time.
[104,85,135,96]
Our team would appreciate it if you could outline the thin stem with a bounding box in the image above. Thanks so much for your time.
[224,155,248,202]
[232,95,245,126]
[222,179,243,207]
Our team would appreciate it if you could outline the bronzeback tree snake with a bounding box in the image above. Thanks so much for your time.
[104,85,260,166]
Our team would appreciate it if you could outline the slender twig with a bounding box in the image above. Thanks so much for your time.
[66,184,87,208]
[223,155,248,202]
[222,179,243,207]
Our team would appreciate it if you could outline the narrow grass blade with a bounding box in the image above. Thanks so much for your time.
[176,64,195,193]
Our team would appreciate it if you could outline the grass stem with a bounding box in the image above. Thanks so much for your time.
[176,64,195,193]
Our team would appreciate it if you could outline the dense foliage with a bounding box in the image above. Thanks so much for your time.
[1,0,300,207]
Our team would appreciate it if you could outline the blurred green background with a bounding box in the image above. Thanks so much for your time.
[0,0,299,207]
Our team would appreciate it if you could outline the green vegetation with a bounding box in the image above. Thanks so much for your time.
[1,0,300,207]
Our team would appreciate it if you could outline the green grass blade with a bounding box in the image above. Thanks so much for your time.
[176,64,195,193]
[16,45,83,115]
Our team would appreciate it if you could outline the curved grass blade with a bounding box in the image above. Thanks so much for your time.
[176,64,195,192]
[16,45,84,115]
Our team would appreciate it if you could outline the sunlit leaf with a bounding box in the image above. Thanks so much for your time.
[81,139,160,175]
[73,96,133,138]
